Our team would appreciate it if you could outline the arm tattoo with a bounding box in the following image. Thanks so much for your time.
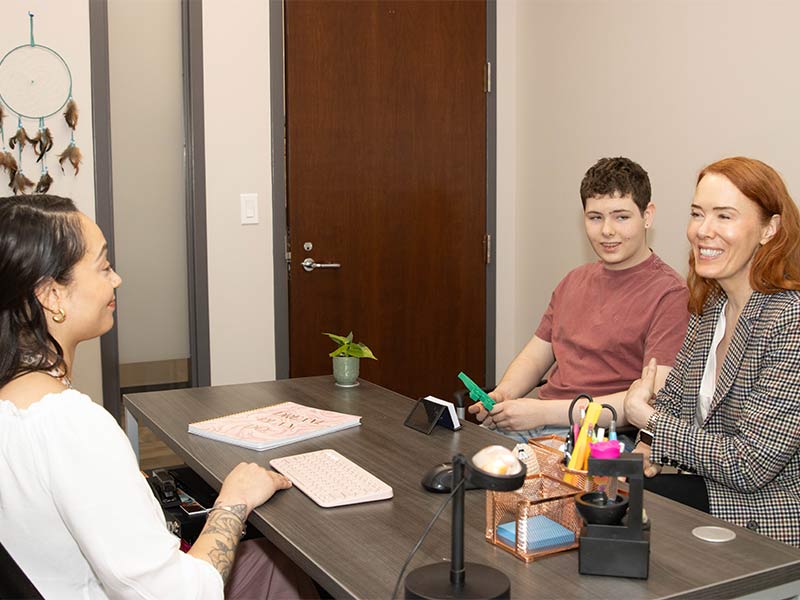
[197,503,247,581]
[208,538,236,580]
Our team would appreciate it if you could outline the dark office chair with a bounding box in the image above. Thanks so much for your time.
[453,383,495,423]
[0,540,43,599]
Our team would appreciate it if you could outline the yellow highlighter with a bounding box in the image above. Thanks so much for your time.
[566,401,603,474]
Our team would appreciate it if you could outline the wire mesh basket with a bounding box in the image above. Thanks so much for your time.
[485,473,582,562]
[560,466,602,492]
[527,435,607,492]
[526,435,567,479]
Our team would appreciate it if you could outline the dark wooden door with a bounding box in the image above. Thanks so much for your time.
[285,0,487,401]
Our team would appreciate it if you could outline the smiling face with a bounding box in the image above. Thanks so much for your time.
[583,193,654,270]
[688,173,779,300]
[48,214,123,344]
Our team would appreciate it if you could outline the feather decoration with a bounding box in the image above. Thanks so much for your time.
[0,103,6,128]
[9,126,32,150]
[31,127,54,161]
[58,143,82,174]
[35,171,53,194]
[64,98,78,129]
[0,150,17,175]
[11,170,34,195]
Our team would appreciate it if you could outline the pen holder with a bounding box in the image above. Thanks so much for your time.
[526,436,567,479]
[560,466,603,492]
[485,473,582,562]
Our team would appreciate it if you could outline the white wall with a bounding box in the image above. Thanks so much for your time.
[202,1,276,385]
[0,1,102,403]
[494,0,800,377]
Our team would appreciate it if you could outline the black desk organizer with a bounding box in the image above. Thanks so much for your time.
[577,453,650,579]
[146,467,258,545]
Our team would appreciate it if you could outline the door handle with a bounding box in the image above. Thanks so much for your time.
[302,257,341,272]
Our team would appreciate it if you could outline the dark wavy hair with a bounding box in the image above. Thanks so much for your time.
[580,157,652,214]
[0,195,85,388]
[687,157,800,313]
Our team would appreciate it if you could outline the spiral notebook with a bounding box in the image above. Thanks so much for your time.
[188,402,361,451]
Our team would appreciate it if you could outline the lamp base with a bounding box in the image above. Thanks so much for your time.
[404,562,510,599]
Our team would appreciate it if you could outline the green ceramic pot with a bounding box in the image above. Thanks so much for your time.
[332,356,360,387]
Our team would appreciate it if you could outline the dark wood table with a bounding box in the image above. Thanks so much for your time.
[124,377,800,599]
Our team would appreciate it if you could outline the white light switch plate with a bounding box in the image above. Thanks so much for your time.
[240,193,259,225]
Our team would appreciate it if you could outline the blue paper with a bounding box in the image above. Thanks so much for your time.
[496,515,575,551]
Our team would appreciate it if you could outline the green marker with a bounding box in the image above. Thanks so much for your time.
[457,371,495,411]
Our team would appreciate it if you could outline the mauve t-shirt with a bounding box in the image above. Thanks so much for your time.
[535,253,689,399]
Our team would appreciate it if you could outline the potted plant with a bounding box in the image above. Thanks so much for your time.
[323,332,377,387]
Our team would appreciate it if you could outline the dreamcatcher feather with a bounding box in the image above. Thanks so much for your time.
[31,122,53,160]
[8,118,31,151]
[11,168,33,194]
[58,135,81,175]
[0,104,18,180]
[64,98,78,129]
[35,168,52,193]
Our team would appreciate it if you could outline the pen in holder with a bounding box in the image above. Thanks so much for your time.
[562,396,619,490]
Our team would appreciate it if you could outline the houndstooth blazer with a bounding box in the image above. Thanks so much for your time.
[650,289,800,546]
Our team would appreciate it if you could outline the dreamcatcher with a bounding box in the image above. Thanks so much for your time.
[0,13,81,195]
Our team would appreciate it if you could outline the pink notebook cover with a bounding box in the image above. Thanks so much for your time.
[188,402,361,450]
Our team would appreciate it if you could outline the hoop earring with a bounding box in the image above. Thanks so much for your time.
[52,308,66,323]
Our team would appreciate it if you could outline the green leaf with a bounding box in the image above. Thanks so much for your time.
[328,343,350,358]
[323,332,350,346]
[322,332,375,359]
[350,343,377,360]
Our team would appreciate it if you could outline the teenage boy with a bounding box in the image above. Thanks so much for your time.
[470,157,689,441]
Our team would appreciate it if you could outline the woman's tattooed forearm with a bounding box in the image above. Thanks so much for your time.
[197,504,247,580]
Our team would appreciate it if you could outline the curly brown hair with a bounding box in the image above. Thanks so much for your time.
[579,157,651,214]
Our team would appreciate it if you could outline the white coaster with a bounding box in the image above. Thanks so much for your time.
[692,525,736,543]
[334,381,359,388]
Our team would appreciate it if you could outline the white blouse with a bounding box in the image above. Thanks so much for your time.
[0,389,223,599]
[697,301,727,425]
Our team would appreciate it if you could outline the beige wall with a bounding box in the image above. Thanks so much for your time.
[0,1,102,403]
[495,0,800,377]
[202,1,276,385]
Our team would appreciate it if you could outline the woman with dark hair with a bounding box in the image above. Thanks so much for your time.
[0,195,317,597]
[625,157,800,546]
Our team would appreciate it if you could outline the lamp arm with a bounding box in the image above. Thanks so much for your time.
[450,453,467,587]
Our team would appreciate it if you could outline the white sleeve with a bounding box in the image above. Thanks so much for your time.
[44,393,224,599]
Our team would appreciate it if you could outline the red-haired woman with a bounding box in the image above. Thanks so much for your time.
[624,157,800,546]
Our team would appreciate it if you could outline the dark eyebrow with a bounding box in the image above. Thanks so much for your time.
[585,209,632,216]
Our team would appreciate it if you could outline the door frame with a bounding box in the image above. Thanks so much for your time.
[269,0,498,385]
[90,0,211,423]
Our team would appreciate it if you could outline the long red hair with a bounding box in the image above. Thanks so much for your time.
[687,157,800,313]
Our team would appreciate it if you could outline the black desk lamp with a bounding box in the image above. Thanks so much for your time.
[405,446,527,600]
